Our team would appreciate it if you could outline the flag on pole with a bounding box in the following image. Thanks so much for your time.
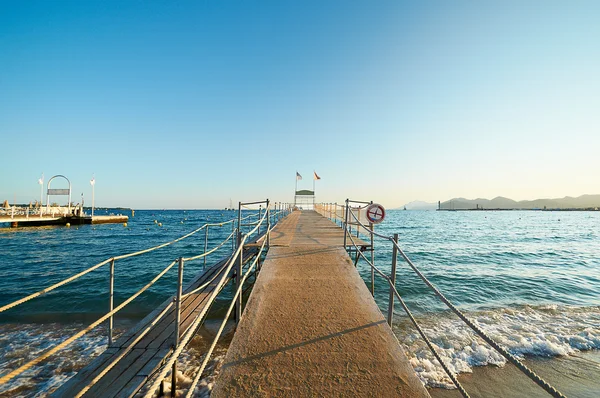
[296,172,302,180]
[313,171,321,180]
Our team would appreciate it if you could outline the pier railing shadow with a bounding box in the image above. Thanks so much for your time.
[313,200,567,398]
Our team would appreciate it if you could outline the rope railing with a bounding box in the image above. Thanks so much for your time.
[184,224,270,398]
[0,219,228,314]
[74,300,175,397]
[338,202,567,398]
[345,227,469,397]
[183,230,236,262]
[0,259,178,385]
[0,202,293,393]
[143,200,273,397]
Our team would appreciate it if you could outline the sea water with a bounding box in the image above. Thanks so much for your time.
[1,209,599,395]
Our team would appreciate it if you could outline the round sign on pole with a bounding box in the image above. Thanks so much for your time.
[366,203,386,224]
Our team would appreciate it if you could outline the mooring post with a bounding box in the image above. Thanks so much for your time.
[387,233,399,326]
[108,258,115,346]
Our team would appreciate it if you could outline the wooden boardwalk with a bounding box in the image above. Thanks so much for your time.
[52,246,257,398]
[212,211,430,397]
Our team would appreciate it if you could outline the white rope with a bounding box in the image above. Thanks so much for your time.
[0,260,177,385]
[183,230,235,262]
[143,203,271,397]
[184,229,269,398]
[75,301,175,397]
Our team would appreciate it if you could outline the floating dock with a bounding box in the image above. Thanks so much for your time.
[213,211,429,397]
[0,215,128,228]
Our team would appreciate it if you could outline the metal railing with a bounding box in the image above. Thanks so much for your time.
[142,200,292,397]
[315,199,566,398]
[0,206,291,388]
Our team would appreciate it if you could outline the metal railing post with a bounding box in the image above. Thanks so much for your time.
[231,218,235,252]
[237,202,242,248]
[203,226,209,269]
[343,199,349,248]
[172,256,184,397]
[235,246,243,323]
[387,233,398,326]
[258,205,262,236]
[108,258,115,346]
[266,199,271,248]
[370,222,375,296]
[235,202,243,324]
[174,257,184,346]
[334,202,337,224]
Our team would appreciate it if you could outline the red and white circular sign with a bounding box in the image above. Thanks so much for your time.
[366,203,386,224]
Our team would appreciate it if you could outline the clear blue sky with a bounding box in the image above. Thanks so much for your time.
[1,1,599,209]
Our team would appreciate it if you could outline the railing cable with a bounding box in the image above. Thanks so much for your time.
[341,203,567,398]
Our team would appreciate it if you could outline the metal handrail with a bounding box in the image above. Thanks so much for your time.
[143,200,274,397]
[0,259,178,385]
[0,203,293,392]
[325,202,566,398]
[184,222,271,398]
[183,230,236,262]
[344,228,469,397]
[0,212,263,385]
[0,218,235,314]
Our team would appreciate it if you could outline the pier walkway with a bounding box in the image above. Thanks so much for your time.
[213,211,429,397]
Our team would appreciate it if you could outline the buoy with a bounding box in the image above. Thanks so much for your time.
[123,223,127,227]
[154,220,158,224]
[65,223,71,228]
[158,222,162,227]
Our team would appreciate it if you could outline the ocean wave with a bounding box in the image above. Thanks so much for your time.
[393,305,600,389]
[0,320,233,397]
[0,323,108,397]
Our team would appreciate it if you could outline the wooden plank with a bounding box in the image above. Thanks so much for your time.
[115,257,229,349]
[53,233,265,397]
[115,348,171,398]
[83,348,158,398]
[52,348,120,397]
[81,348,144,398]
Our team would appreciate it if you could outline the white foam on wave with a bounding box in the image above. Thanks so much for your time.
[0,323,109,397]
[393,305,600,389]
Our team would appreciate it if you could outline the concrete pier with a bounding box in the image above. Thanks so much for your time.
[212,211,429,397]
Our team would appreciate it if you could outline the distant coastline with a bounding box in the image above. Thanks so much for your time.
[401,194,600,211]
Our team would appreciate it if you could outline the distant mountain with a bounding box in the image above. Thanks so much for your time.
[399,201,438,210]
[440,194,600,210]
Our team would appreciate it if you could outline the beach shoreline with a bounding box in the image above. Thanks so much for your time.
[428,350,600,398]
